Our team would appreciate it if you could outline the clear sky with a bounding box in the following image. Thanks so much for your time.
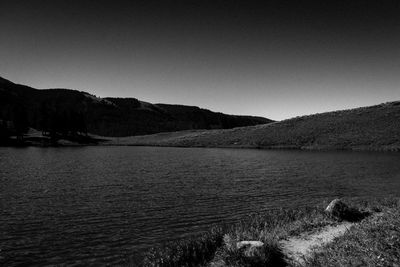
[1,0,400,120]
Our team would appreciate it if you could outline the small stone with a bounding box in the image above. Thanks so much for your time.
[236,240,264,249]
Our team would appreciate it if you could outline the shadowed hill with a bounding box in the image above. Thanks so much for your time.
[108,101,400,151]
[0,76,272,137]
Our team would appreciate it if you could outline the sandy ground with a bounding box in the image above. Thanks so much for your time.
[281,222,353,265]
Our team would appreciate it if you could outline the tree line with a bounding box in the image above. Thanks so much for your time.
[0,102,88,142]
[38,102,87,140]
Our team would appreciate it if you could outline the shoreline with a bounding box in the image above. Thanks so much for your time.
[102,143,400,152]
[141,197,400,266]
[2,140,400,152]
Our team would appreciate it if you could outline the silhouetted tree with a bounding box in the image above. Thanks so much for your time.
[49,109,60,141]
[75,111,87,135]
[39,102,51,136]
[13,105,29,140]
[37,101,88,141]
[0,120,11,143]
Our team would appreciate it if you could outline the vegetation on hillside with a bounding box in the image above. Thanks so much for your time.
[108,101,400,151]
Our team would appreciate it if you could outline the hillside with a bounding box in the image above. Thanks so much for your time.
[0,76,272,137]
[106,101,400,151]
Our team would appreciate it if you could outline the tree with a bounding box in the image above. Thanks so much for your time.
[39,102,50,136]
[76,111,87,135]
[0,120,11,143]
[13,105,29,140]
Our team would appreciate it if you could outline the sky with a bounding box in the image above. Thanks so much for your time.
[1,0,400,120]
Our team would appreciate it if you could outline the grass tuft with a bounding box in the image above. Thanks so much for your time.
[141,227,224,267]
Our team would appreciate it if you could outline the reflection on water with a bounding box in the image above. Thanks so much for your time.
[1,146,399,265]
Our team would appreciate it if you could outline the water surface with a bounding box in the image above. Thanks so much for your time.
[1,146,399,265]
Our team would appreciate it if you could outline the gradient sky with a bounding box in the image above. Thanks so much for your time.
[1,0,400,120]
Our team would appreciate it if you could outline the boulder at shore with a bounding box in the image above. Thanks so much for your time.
[325,199,369,222]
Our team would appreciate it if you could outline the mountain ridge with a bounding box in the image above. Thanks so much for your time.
[0,76,272,137]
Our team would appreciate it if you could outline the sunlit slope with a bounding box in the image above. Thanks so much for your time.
[109,101,400,151]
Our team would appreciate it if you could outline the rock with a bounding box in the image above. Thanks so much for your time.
[208,259,227,267]
[236,241,264,257]
[236,240,264,249]
[325,199,350,220]
[326,199,370,222]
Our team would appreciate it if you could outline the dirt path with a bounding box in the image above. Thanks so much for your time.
[280,222,353,265]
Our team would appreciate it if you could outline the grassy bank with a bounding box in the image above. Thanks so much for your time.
[106,101,400,151]
[141,197,399,266]
[305,199,400,266]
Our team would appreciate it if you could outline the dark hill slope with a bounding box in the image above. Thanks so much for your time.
[109,101,400,151]
[0,76,272,137]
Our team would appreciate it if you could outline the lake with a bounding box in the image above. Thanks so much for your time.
[1,146,399,265]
